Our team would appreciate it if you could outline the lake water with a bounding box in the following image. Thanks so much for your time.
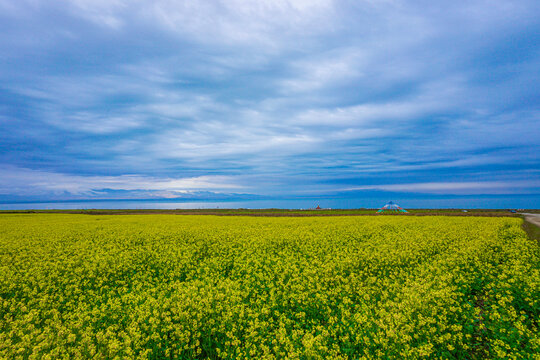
[1,196,538,210]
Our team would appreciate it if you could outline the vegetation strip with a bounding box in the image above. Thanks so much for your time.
[522,215,540,243]
[0,208,528,217]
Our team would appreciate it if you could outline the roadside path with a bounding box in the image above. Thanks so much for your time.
[520,213,540,228]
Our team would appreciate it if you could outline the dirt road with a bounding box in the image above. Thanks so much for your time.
[521,213,540,228]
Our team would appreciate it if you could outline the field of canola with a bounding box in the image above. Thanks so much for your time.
[0,214,539,359]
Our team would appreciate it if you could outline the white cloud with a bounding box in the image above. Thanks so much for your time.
[292,101,435,126]
[62,0,336,48]
[1,0,538,203]
[152,0,335,43]
[346,181,540,195]
[0,166,242,196]
[67,0,127,29]
[280,49,367,94]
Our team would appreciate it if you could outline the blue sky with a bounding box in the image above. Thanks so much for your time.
[0,0,539,208]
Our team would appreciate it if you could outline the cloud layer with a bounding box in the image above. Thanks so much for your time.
[1,0,539,206]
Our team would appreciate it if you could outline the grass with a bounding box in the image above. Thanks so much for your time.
[522,216,540,242]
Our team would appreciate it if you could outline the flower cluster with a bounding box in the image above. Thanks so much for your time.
[0,214,538,359]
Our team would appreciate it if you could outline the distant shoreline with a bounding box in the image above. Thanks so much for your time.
[2,208,538,217]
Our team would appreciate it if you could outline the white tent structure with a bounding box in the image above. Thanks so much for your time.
[377,201,408,213]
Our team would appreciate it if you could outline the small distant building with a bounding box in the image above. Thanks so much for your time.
[377,201,408,213]
[316,205,321,210]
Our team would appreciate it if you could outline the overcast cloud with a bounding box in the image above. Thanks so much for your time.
[1,0,539,207]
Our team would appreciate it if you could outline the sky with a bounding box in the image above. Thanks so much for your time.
[1,0,539,208]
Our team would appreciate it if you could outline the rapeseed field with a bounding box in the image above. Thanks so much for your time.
[0,214,538,359]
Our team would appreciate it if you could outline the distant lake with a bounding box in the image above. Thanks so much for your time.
[1,196,538,210]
